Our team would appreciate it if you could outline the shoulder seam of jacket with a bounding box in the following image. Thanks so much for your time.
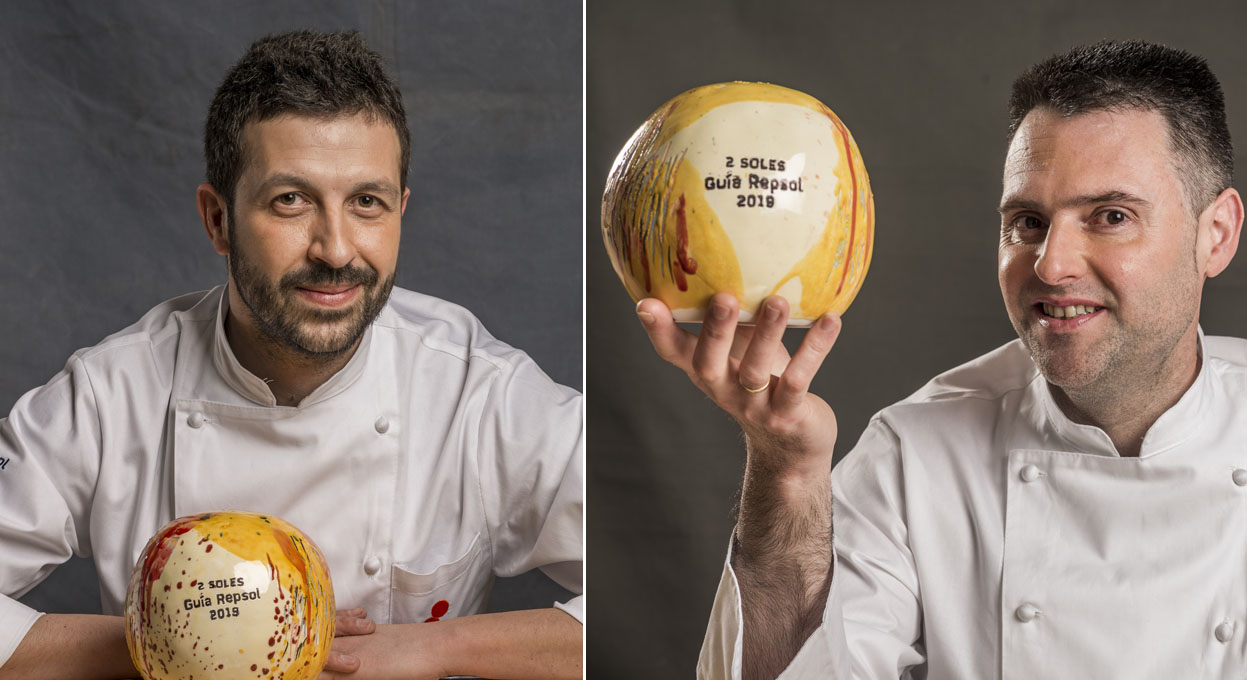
[894,376,1036,409]
[73,309,203,364]
[379,321,514,376]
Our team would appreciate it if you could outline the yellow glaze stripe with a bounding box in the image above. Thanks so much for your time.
[768,104,874,318]
[653,81,827,147]
[192,513,334,680]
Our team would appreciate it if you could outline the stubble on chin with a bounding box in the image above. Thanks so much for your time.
[229,248,394,359]
[1010,311,1113,394]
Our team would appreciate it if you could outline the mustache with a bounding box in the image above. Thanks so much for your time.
[280,262,379,290]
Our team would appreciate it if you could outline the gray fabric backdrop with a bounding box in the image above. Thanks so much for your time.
[588,0,1247,676]
[2,1,580,617]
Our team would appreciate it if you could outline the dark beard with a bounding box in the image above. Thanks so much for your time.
[228,225,394,358]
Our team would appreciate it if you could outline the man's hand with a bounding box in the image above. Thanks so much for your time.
[636,293,840,469]
[321,607,378,675]
[638,292,841,680]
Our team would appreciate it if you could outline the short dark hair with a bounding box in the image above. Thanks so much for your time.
[204,30,410,209]
[1008,39,1232,213]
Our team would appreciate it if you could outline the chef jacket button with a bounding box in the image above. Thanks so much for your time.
[187,412,206,429]
[1233,469,1247,487]
[1015,603,1040,622]
[1215,621,1235,643]
[1019,464,1041,483]
[374,416,390,434]
[364,556,382,575]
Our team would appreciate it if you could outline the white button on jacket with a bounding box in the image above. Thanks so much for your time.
[0,287,584,666]
[700,334,1247,679]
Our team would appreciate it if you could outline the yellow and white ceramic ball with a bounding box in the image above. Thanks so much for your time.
[124,512,335,680]
[602,81,874,325]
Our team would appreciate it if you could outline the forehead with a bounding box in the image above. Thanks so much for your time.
[238,113,402,187]
[1001,108,1182,208]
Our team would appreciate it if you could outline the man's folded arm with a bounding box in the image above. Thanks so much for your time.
[323,607,581,680]
[471,353,584,675]
[0,356,110,674]
[0,612,135,680]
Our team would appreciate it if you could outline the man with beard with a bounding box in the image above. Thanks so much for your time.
[0,31,582,679]
[638,41,1245,678]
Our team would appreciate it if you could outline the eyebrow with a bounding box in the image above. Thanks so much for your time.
[998,190,1154,215]
[254,173,402,201]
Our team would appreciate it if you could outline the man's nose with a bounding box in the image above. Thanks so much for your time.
[307,207,356,269]
[1033,218,1088,285]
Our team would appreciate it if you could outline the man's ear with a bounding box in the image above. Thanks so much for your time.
[197,183,230,256]
[1199,187,1244,278]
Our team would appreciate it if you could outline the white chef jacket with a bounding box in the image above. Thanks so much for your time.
[700,333,1247,679]
[0,286,583,666]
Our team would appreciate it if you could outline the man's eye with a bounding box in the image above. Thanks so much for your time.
[276,193,298,206]
[1104,210,1127,225]
[358,195,375,208]
[1011,215,1045,231]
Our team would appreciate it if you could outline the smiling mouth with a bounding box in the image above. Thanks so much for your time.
[1039,303,1103,319]
[294,285,362,308]
[299,285,358,295]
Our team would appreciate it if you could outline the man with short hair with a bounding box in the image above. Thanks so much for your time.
[639,40,1245,678]
[0,30,582,679]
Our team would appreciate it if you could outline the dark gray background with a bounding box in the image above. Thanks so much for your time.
[588,0,1247,676]
[2,2,580,616]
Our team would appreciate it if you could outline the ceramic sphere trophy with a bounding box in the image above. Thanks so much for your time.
[602,81,874,324]
[124,512,335,680]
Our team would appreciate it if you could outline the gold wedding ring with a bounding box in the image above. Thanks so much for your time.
[740,379,769,393]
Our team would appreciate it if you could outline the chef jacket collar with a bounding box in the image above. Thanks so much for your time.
[211,287,373,407]
[1030,327,1211,459]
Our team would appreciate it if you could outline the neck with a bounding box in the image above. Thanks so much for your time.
[1049,330,1201,458]
[224,286,360,406]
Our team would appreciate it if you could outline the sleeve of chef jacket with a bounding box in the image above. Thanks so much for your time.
[0,355,103,666]
[697,416,924,678]
[475,352,584,623]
